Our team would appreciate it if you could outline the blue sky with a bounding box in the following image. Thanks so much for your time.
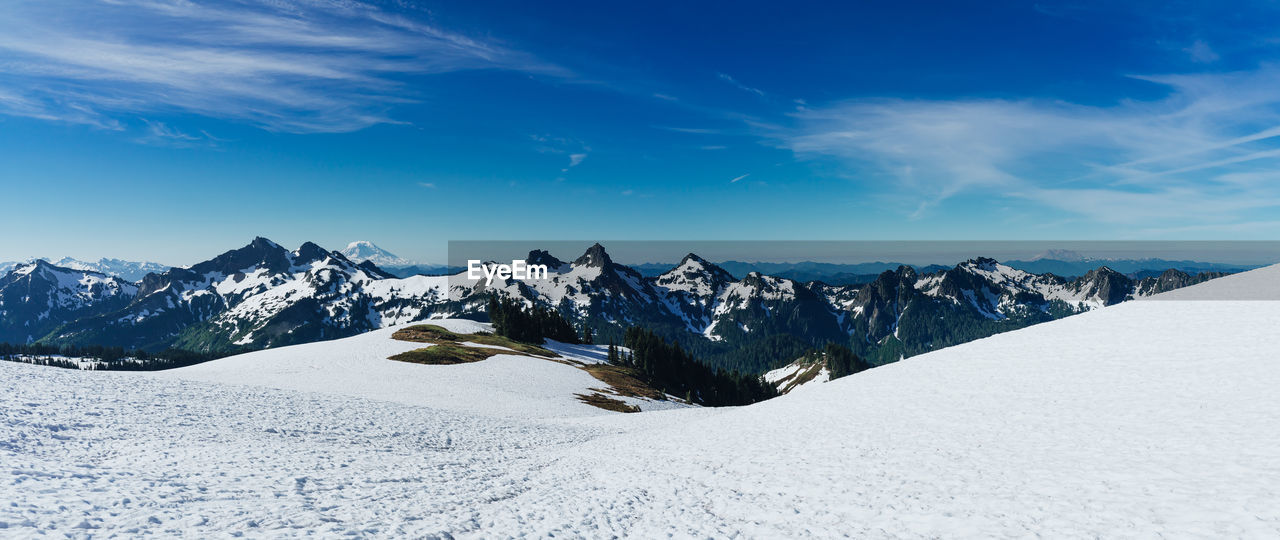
[3,1,1280,265]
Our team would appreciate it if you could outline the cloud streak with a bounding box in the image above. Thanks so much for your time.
[717,72,765,97]
[769,65,1280,230]
[0,0,566,133]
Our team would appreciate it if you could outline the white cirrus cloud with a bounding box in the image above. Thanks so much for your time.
[768,65,1280,229]
[717,72,765,97]
[0,0,567,133]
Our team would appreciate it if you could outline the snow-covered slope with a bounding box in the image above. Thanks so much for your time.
[3,266,1279,536]
[1144,261,1280,300]
[160,319,688,418]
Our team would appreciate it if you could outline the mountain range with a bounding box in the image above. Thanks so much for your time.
[635,251,1252,283]
[0,238,445,351]
[442,245,1227,371]
[0,257,170,281]
[0,238,1228,374]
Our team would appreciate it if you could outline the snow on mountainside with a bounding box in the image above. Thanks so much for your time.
[46,238,446,352]
[444,245,1232,371]
[0,240,1237,375]
[3,264,1278,536]
[0,257,169,281]
[763,359,829,394]
[915,257,1125,317]
[0,260,137,343]
[340,240,418,267]
[457,243,666,325]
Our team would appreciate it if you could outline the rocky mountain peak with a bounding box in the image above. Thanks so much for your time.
[250,237,282,251]
[679,253,709,265]
[1072,266,1132,306]
[293,241,331,265]
[573,243,613,268]
[526,249,566,269]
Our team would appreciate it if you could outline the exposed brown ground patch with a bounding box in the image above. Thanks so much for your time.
[575,392,641,413]
[389,324,673,412]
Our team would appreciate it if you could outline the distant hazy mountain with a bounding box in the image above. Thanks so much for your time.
[0,257,169,281]
[1028,248,1088,262]
[1004,254,1253,278]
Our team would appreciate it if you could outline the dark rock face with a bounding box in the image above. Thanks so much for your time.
[526,250,566,270]
[573,243,613,268]
[853,267,919,340]
[1134,269,1228,297]
[1072,267,1133,306]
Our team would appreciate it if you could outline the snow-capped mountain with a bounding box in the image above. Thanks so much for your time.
[0,260,137,344]
[453,243,672,326]
[340,241,456,277]
[341,241,416,267]
[653,253,736,331]
[1028,248,1088,262]
[41,238,446,352]
[0,257,169,281]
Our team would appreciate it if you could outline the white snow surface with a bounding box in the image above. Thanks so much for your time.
[4,271,1280,536]
[161,319,684,419]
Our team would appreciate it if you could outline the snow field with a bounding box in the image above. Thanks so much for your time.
[4,274,1280,536]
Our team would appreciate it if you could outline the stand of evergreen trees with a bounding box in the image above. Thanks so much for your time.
[487,296,581,344]
[819,343,873,380]
[616,327,777,407]
[0,342,232,371]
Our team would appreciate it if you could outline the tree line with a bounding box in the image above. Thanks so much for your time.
[0,341,232,371]
[487,295,585,344]
[612,327,778,406]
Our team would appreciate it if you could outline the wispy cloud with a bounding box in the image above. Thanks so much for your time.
[418,182,437,189]
[0,0,565,133]
[135,119,216,147]
[1184,40,1220,63]
[532,134,590,173]
[730,173,750,183]
[769,65,1280,228]
[717,72,765,97]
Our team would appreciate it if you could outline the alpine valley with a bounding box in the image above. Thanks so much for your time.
[0,238,1226,375]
